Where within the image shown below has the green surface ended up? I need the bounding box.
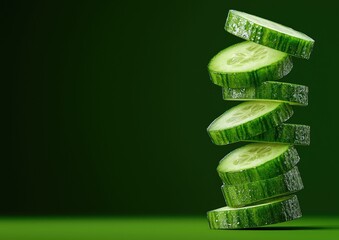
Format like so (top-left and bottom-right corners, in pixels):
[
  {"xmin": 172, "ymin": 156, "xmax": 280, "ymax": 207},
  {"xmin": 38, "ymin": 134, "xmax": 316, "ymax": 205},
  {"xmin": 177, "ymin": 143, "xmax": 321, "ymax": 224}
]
[{"xmin": 0, "ymin": 217, "xmax": 338, "ymax": 240}]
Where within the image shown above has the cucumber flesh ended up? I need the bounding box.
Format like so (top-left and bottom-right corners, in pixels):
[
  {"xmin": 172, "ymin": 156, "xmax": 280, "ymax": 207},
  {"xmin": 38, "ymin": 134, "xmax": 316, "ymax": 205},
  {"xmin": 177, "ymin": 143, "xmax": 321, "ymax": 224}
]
[
  {"xmin": 225, "ymin": 10, "xmax": 314, "ymax": 59},
  {"xmin": 207, "ymin": 101, "xmax": 293, "ymax": 145},
  {"xmin": 217, "ymin": 143, "xmax": 299, "ymax": 185},
  {"xmin": 222, "ymin": 166, "xmax": 303, "ymax": 208},
  {"xmin": 208, "ymin": 41, "xmax": 293, "ymax": 88},
  {"xmin": 246, "ymin": 124, "xmax": 310, "ymax": 146},
  {"xmin": 207, "ymin": 195, "xmax": 302, "ymax": 229},
  {"xmin": 222, "ymin": 81, "xmax": 308, "ymax": 106}
]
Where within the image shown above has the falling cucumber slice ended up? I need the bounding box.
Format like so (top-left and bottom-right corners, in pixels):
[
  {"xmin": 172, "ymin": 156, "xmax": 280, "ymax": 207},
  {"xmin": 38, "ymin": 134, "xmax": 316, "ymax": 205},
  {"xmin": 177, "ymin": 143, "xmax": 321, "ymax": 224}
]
[
  {"xmin": 246, "ymin": 123, "xmax": 310, "ymax": 146},
  {"xmin": 208, "ymin": 41, "xmax": 293, "ymax": 88},
  {"xmin": 217, "ymin": 143, "xmax": 299, "ymax": 185},
  {"xmin": 225, "ymin": 10, "xmax": 315, "ymax": 59},
  {"xmin": 207, "ymin": 101, "xmax": 293, "ymax": 145},
  {"xmin": 221, "ymin": 166, "xmax": 303, "ymax": 208},
  {"xmin": 207, "ymin": 195, "xmax": 302, "ymax": 229},
  {"xmin": 222, "ymin": 81, "xmax": 308, "ymax": 106}
]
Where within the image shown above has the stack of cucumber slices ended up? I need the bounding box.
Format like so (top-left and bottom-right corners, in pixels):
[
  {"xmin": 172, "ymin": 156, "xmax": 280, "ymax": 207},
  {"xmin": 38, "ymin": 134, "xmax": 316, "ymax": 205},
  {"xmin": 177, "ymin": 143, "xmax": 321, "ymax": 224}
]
[{"xmin": 206, "ymin": 10, "xmax": 314, "ymax": 229}]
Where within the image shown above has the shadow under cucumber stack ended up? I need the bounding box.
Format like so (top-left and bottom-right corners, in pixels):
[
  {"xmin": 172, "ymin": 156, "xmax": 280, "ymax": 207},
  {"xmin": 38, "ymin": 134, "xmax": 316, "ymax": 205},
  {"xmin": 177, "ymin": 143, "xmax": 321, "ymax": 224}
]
[{"xmin": 206, "ymin": 10, "xmax": 314, "ymax": 229}]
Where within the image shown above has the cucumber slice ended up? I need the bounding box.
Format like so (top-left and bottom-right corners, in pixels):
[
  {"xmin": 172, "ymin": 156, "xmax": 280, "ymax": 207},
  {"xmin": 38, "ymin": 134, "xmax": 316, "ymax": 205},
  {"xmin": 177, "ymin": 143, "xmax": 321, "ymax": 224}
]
[
  {"xmin": 225, "ymin": 10, "xmax": 315, "ymax": 59},
  {"xmin": 247, "ymin": 124, "xmax": 310, "ymax": 146},
  {"xmin": 208, "ymin": 41, "xmax": 292, "ymax": 88},
  {"xmin": 207, "ymin": 195, "xmax": 302, "ymax": 229},
  {"xmin": 222, "ymin": 81, "xmax": 308, "ymax": 106},
  {"xmin": 207, "ymin": 101, "xmax": 293, "ymax": 145},
  {"xmin": 222, "ymin": 166, "xmax": 303, "ymax": 208},
  {"xmin": 217, "ymin": 143, "xmax": 299, "ymax": 185}
]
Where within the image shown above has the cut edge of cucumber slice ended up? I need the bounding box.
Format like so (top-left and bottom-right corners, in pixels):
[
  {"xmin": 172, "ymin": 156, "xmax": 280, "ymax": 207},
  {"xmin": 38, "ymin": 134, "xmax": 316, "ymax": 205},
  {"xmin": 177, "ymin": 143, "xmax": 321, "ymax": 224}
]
[
  {"xmin": 214, "ymin": 194, "xmax": 293, "ymax": 211},
  {"xmin": 222, "ymin": 81, "xmax": 309, "ymax": 106},
  {"xmin": 207, "ymin": 195, "xmax": 302, "ymax": 229},
  {"xmin": 246, "ymin": 124, "xmax": 311, "ymax": 146},
  {"xmin": 225, "ymin": 10, "xmax": 315, "ymax": 59},
  {"xmin": 230, "ymin": 10, "xmax": 314, "ymax": 41},
  {"xmin": 221, "ymin": 166, "xmax": 304, "ymax": 208}
]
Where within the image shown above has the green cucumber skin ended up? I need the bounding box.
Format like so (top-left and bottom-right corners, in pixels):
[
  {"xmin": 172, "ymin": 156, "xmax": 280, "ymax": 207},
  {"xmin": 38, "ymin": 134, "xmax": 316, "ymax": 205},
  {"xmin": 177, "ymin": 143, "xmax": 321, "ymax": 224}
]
[
  {"xmin": 222, "ymin": 81, "xmax": 308, "ymax": 106},
  {"xmin": 208, "ymin": 52, "xmax": 293, "ymax": 88},
  {"xmin": 207, "ymin": 195, "xmax": 302, "ymax": 229},
  {"xmin": 222, "ymin": 167, "xmax": 303, "ymax": 208},
  {"xmin": 218, "ymin": 145, "xmax": 300, "ymax": 185},
  {"xmin": 225, "ymin": 10, "xmax": 314, "ymax": 59},
  {"xmin": 247, "ymin": 124, "xmax": 310, "ymax": 146},
  {"xmin": 207, "ymin": 103, "xmax": 293, "ymax": 145}
]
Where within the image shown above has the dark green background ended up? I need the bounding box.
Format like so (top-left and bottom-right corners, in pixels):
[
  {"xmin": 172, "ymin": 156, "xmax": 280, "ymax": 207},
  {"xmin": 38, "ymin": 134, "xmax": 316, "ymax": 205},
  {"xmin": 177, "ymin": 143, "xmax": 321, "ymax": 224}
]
[{"xmin": 2, "ymin": 0, "xmax": 338, "ymax": 215}]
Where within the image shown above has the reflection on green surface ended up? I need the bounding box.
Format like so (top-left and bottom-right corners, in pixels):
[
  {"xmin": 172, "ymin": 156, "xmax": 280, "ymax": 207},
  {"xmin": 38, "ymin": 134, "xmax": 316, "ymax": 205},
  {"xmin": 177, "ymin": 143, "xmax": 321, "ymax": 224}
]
[{"xmin": 0, "ymin": 216, "xmax": 338, "ymax": 240}]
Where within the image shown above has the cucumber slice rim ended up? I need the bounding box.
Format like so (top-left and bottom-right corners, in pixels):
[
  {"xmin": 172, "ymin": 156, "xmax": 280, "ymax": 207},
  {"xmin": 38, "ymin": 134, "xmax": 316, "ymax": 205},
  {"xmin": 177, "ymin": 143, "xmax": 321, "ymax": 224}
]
[
  {"xmin": 222, "ymin": 81, "xmax": 309, "ymax": 106},
  {"xmin": 229, "ymin": 10, "xmax": 314, "ymax": 42},
  {"xmin": 225, "ymin": 9, "xmax": 315, "ymax": 59},
  {"xmin": 207, "ymin": 194, "xmax": 302, "ymax": 229},
  {"xmin": 246, "ymin": 123, "xmax": 311, "ymax": 146},
  {"xmin": 221, "ymin": 166, "xmax": 304, "ymax": 207},
  {"xmin": 213, "ymin": 194, "xmax": 294, "ymax": 212}
]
